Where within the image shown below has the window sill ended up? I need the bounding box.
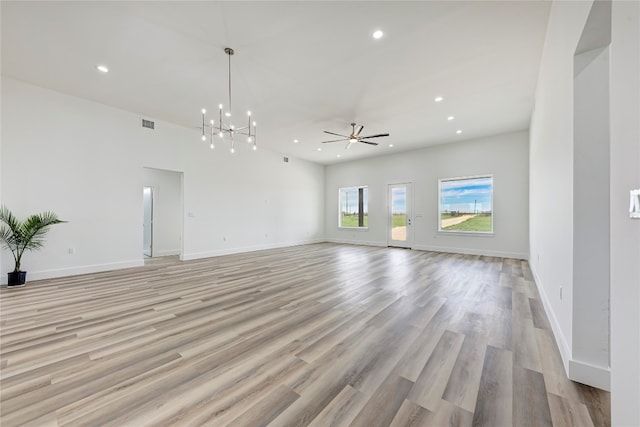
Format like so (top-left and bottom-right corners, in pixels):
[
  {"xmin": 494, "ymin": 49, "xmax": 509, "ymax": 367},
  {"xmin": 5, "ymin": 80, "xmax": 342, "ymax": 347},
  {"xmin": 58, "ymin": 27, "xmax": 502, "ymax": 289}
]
[
  {"xmin": 338, "ymin": 227, "xmax": 369, "ymax": 232},
  {"xmin": 437, "ymin": 231, "xmax": 495, "ymax": 237}
]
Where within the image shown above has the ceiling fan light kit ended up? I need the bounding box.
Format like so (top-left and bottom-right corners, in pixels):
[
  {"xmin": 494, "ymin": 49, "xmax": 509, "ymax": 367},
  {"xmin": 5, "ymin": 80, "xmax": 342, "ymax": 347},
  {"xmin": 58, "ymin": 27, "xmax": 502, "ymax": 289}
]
[
  {"xmin": 321, "ymin": 122, "xmax": 390, "ymax": 149},
  {"xmin": 200, "ymin": 47, "xmax": 257, "ymax": 153}
]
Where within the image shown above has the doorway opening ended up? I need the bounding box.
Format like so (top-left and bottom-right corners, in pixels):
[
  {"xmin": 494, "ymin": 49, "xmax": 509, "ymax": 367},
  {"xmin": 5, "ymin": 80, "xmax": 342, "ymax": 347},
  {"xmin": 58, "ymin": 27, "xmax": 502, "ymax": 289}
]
[
  {"xmin": 142, "ymin": 167, "xmax": 184, "ymax": 261},
  {"xmin": 143, "ymin": 187, "xmax": 153, "ymax": 258}
]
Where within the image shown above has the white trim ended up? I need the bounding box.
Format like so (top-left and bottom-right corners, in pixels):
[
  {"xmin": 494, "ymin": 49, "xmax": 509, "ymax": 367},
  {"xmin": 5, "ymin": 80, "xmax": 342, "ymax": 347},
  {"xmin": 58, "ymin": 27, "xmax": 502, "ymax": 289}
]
[
  {"xmin": 182, "ymin": 238, "xmax": 326, "ymax": 261},
  {"xmin": 529, "ymin": 262, "xmax": 572, "ymax": 374},
  {"xmin": 569, "ymin": 359, "xmax": 611, "ymax": 391},
  {"xmin": 142, "ymin": 185, "xmax": 155, "ymax": 258},
  {"xmin": 152, "ymin": 249, "xmax": 181, "ymax": 257},
  {"xmin": 412, "ymin": 244, "xmax": 528, "ymax": 260},
  {"xmin": 338, "ymin": 185, "xmax": 368, "ymax": 229},
  {"xmin": 1, "ymin": 260, "xmax": 145, "ymax": 284},
  {"xmin": 530, "ymin": 262, "xmax": 610, "ymax": 391},
  {"xmin": 436, "ymin": 231, "xmax": 495, "ymax": 238},
  {"xmin": 325, "ymin": 238, "xmax": 386, "ymax": 248},
  {"xmin": 438, "ymin": 174, "xmax": 494, "ymax": 233},
  {"xmin": 388, "ymin": 182, "xmax": 413, "ymax": 249}
]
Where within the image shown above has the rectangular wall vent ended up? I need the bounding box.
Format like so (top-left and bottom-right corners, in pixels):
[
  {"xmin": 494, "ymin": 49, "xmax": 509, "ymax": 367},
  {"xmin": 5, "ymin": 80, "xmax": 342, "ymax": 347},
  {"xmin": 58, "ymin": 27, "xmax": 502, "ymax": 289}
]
[
  {"xmin": 284, "ymin": 157, "xmax": 289, "ymax": 163},
  {"xmin": 142, "ymin": 119, "xmax": 155, "ymax": 129}
]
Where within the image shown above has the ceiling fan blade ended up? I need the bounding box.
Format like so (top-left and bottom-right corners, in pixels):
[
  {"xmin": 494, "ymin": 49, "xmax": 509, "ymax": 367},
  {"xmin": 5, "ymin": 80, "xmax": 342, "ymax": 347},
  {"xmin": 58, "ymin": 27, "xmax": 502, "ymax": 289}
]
[
  {"xmin": 324, "ymin": 131, "xmax": 349, "ymax": 138},
  {"xmin": 321, "ymin": 138, "xmax": 348, "ymax": 143},
  {"xmin": 354, "ymin": 125, "xmax": 364, "ymax": 136},
  {"xmin": 360, "ymin": 140, "xmax": 379, "ymax": 146},
  {"xmin": 359, "ymin": 133, "xmax": 389, "ymax": 139},
  {"xmin": 346, "ymin": 141, "xmax": 354, "ymax": 150}
]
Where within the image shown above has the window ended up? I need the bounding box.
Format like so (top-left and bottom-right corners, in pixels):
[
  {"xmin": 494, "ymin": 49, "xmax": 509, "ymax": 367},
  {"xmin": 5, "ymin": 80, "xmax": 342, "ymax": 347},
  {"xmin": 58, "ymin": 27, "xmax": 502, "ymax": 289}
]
[
  {"xmin": 339, "ymin": 186, "xmax": 368, "ymax": 228},
  {"xmin": 439, "ymin": 176, "xmax": 493, "ymax": 233}
]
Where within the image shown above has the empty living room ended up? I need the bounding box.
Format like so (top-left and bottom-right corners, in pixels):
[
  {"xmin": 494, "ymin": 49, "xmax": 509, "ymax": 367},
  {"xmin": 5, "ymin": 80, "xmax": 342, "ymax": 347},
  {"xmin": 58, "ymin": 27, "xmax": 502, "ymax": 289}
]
[{"xmin": 1, "ymin": 1, "xmax": 638, "ymax": 426}]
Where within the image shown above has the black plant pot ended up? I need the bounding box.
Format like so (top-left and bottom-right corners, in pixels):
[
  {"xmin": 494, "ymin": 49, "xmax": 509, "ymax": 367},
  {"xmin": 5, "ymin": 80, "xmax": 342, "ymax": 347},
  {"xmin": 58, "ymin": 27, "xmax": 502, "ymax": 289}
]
[{"xmin": 8, "ymin": 271, "xmax": 27, "ymax": 287}]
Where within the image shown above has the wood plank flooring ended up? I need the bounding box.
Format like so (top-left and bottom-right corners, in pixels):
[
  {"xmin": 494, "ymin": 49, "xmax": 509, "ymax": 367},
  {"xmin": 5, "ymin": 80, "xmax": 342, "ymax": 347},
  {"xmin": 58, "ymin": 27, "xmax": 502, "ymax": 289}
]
[{"xmin": 0, "ymin": 243, "xmax": 610, "ymax": 426}]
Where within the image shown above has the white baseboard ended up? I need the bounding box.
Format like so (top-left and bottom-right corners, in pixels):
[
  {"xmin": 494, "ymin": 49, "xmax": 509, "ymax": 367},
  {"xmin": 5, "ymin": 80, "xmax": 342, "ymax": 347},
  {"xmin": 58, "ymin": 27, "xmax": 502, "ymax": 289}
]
[
  {"xmin": 529, "ymin": 261, "xmax": 611, "ymax": 391},
  {"xmin": 569, "ymin": 359, "xmax": 611, "ymax": 391},
  {"xmin": 182, "ymin": 238, "xmax": 326, "ymax": 261},
  {"xmin": 529, "ymin": 262, "xmax": 572, "ymax": 374},
  {"xmin": 412, "ymin": 244, "xmax": 529, "ymax": 260},
  {"xmin": 325, "ymin": 238, "xmax": 386, "ymax": 247},
  {"xmin": 152, "ymin": 249, "xmax": 181, "ymax": 257},
  {"xmin": 1, "ymin": 260, "xmax": 145, "ymax": 284}
]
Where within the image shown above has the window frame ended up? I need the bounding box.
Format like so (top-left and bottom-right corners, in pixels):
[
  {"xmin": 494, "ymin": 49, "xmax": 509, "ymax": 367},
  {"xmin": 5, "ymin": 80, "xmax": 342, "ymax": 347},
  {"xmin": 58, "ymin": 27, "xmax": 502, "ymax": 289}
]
[
  {"xmin": 438, "ymin": 175, "xmax": 494, "ymax": 235},
  {"xmin": 338, "ymin": 185, "xmax": 369, "ymax": 230}
]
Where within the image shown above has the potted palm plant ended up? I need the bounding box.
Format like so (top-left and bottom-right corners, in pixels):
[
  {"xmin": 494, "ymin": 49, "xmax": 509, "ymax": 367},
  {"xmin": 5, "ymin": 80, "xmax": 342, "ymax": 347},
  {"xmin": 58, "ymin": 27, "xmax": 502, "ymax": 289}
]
[{"xmin": 0, "ymin": 206, "xmax": 66, "ymax": 288}]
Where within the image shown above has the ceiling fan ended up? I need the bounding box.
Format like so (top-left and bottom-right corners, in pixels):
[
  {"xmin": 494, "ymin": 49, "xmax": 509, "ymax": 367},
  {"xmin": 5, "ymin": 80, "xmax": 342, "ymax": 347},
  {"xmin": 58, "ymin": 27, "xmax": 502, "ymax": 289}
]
[{"xmin": 321, "ymin": 123, "xmax": 390, "ymax": 149}]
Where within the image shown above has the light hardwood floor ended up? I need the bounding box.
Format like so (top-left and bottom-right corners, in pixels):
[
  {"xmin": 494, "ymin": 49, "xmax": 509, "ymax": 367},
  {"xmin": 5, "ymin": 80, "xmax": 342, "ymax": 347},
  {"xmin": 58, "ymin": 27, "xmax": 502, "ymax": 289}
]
[{"xmin": 0, "ymin": 243, "xmax": 609, "ymax": 426}]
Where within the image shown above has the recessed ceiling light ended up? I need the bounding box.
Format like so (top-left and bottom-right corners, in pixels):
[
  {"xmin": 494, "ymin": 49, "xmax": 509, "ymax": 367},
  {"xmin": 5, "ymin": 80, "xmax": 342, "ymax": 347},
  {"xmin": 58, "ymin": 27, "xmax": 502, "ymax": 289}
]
[
  {"xmin": 389, "ymin": 144, "xmax": 394, "ymax": 148},
  {"xmin": 456, "ymin": 129, "xmax": 462, "ymax": 134},
  {"xmin": 293, "ymin": 139, "xmax": 299, "ymax": 143},
  {"xmin": 337, "ymin": 154, "xmax": 341, "ymax": 158},
  {"xmin": 372, "ymin": 30, "xmax": 384, "ymax": 39},
  {"xmin": 96, "ymin": 65, "xmax": 109, "ymax": 73},
  {"xmin": 448, "ymin": 116, "xmax": 455, "ymax": 121},
  {"xmin": 317, "ymin": 148, "xmax": 322, "ymax": 152},
  {"xmin": 434, "ymin": 96, "xmax": 443, "ymax": 102}
]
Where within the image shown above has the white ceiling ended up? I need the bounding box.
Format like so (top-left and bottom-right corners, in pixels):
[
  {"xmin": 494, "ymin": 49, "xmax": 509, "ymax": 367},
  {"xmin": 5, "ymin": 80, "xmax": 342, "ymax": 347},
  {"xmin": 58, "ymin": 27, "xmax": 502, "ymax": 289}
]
[{"xmin": 1, "ymin": 1, "xmax": 551, "ymax": 165}]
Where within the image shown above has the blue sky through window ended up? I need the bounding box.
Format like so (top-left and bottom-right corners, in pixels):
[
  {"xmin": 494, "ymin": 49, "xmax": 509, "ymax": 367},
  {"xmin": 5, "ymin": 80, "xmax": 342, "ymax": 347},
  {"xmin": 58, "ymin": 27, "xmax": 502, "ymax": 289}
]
[
  {"xmin": 341, "ymin": 187, "xmax": 368, "ymax": 214},
  {"xmin": 392, "ymin": 187, "xmax": 406, "ymax": 214},
  {"xmin": 440, "ymin": 177, "xmax": 492, "ymax": 213}
]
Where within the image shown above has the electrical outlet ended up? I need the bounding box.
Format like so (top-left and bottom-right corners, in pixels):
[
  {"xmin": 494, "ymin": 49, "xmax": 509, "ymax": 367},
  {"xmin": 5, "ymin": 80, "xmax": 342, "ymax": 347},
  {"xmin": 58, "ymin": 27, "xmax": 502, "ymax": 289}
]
[
  {"xmin": 68, "ymin": 247, "xmax": 75, "ymax": 255},
  {"xmin": 631, "ymin": 189, "xmax": 640, "ymax": 218}
]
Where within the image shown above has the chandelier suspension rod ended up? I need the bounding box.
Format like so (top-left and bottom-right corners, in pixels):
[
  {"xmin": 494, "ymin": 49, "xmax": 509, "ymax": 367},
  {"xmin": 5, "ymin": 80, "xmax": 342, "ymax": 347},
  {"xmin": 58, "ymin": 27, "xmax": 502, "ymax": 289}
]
[{"xmin": 225, "ymin": 47, "xmax": 234, "ymax": 115}]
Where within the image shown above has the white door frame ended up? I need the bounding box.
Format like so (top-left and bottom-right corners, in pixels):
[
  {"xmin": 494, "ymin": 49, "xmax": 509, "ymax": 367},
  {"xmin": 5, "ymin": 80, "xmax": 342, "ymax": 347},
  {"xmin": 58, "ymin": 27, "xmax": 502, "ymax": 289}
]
[
  {"xmin": 143, "ymin": 186, "xmax": 154, "ymax": 257},
  {"xmin": 388, "ymin": 182, "xmax": 413, "ymax": 248}
]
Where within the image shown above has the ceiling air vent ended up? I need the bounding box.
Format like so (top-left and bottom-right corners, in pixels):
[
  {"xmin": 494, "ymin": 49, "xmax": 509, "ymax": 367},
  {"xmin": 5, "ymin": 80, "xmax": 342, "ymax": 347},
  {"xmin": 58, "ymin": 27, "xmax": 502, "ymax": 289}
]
[{"xmin": 141, "ymin": 119, "xmax": 155, "ymax": 129}]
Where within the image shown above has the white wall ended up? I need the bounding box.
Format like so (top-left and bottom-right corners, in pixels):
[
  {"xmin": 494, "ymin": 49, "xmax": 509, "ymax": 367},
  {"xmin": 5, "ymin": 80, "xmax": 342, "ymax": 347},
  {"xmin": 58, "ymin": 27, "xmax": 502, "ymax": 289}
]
[
  {"xmin": 529, "ymin": 0, "xmax": 593, "ymax": 384},
  {"xmin": 142, "ymin": 167, "xmax": 182, "ymax": 257},
  {"xmin": 573, "ymin": 43, "xmax": 610, "ymax": 384},
  {"xmin": 531, "ymin": 1, "xmax": 640, "ymax": 417},
  {"xmin": 530, "ymin": 2, "xmax": 592, "ymax": 380},
  {"xmin": 1, "ymin": 77, "xmax": 325, "ymax": 281},
  {"xmin": 325, "ymin": 131, "xmax": 529, "ymax": 259},
  {"xmin": 609, "ymin": 1, "xmax": 640, "ymax": 425}
]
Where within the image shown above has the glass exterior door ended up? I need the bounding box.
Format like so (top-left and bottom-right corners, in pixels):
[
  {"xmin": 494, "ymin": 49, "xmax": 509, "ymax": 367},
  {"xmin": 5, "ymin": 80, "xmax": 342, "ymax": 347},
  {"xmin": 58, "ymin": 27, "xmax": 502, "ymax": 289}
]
[{"xmin": 388, "ymin": 183, "xmax": 412, "ymax": 248}]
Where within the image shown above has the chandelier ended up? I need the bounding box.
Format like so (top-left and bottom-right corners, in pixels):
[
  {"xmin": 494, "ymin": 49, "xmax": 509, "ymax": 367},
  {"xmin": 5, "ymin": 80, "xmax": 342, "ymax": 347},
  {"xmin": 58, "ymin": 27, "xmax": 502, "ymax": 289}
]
[{"xmin": 200, "ymin": 47, "xmax": 257, "ymax": 153}]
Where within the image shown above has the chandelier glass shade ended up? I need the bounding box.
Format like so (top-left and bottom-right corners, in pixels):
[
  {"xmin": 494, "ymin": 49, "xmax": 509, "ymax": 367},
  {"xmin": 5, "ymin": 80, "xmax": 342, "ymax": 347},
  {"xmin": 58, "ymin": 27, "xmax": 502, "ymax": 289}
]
[{"xmin": 200, "ymin": 47, "xmax": 257, "ymax": 153}]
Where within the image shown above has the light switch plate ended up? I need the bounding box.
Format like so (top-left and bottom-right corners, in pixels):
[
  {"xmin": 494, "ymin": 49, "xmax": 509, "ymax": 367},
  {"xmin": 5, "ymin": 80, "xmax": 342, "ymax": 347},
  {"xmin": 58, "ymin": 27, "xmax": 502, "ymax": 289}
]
[{"xmin": 630, "ymin": 189, "xmax": 640, "ymax": 219}]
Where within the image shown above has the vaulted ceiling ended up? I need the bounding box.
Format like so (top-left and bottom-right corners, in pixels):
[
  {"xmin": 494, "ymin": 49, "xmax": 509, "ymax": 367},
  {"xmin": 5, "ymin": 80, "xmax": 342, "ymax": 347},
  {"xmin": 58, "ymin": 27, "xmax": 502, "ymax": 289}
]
[{"xmin": 1, "ymin": 1, "xmax": 551, "ymax": 164}]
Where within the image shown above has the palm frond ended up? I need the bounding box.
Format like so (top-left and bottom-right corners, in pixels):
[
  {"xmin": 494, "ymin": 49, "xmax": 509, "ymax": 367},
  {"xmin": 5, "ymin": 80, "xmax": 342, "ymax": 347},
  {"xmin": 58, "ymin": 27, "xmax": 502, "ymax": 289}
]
[
  {"xmin": 0, "ymin": 206, "xmax": 21, "ymax": 234},
  {"xmin": 0, "ymin": 205, "xmax": 66, "ymax": 271},
  {"xmin": 20, "ymin": 212, "xmax": 66, "ymax": 252}
]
